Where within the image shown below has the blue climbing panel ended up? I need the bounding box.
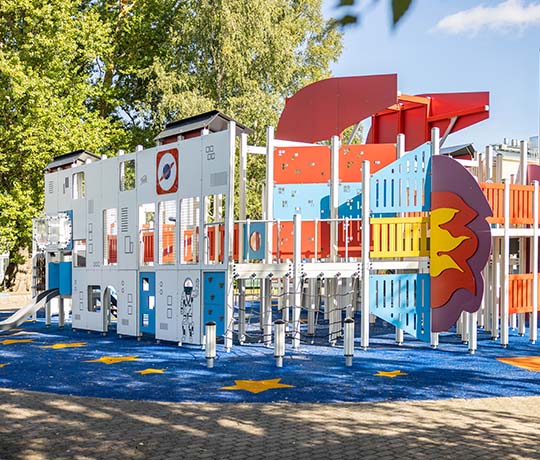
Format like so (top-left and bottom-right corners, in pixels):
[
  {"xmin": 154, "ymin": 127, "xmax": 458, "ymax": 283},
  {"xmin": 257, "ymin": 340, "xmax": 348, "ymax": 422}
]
[
  {"xmin": 59, "ymin": 261, "xmax": 72, "ymax": 295},
  {"xmin": 370, "ymin": 274, "xmax": 431, "ymax": 343},
  {"xmin": 203, "ymin": 271, "xmax": 226, "ymax": 337},
  {"xmin": 370, "ymin": 143, "xmax": 432, "ymax": 215}
]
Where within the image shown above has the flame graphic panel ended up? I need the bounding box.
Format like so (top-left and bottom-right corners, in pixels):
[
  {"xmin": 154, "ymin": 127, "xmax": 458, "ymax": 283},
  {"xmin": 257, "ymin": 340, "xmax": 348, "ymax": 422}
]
[{"xmin": 430, "ymin": 156, "xmax": 492, "ymax": 332}]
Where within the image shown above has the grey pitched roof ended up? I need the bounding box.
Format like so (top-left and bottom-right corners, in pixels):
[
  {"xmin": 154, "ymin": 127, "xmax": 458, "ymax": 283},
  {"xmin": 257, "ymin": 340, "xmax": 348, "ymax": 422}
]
[
  {"xmin": 45, "ymin": 150, "xmax": 100, "ymax": 172},
  {"xmin": 154, "ymin": 110, "xmax": 253, "ymax": 142}
]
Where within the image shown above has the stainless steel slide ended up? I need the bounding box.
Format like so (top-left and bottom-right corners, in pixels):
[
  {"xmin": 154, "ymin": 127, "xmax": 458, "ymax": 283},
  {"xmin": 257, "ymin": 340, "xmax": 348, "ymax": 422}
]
[{"xmin": 0, "ymin": 289, "xmax": 60, "ymax": 331}]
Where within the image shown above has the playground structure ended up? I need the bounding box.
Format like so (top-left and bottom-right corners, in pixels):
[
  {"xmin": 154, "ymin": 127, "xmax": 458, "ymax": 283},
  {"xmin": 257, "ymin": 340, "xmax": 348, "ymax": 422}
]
[{"xmin": 16, "ymin": 74, "xmax": 540, "ymax": 357}]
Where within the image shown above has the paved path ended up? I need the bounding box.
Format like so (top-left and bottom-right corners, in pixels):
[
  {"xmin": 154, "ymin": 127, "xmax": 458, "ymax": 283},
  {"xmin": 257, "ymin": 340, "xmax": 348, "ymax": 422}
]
[{"xmin": 1, "ymin": 389, "xmax": 539, "ymax": 460}]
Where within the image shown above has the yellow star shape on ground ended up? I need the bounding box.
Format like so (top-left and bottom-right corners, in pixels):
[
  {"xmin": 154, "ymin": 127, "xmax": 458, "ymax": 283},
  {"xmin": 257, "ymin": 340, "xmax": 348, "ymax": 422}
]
[
  {"xmin": 40, "ymin": 342, "xmax": 87, "ymax": 349},
  {"xmin": 1, "ymin": 339, "xmax": 34, "ymax": 345},
  {"xmin": 220, "ymin": 378, "xmax": 294, "ymax": 394},
  {"xmin": 85, "ymin": 356, "xmax": 139, "ymax": 364},
  {"xmin": 0, "ymin": 363, "xmax": 9, "ymax": 368},
  {"xmin": 374, "ymin": 370, "xmax": 408, "ymax": 378},
  {"xmin": 136, "ymin": 368, "xmax": 166, "ymax": 375}
]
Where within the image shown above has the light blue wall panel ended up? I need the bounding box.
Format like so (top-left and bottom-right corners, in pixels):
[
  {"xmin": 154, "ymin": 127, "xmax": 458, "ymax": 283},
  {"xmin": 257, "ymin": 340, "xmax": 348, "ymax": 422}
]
[
  {"xmin": 370, "ymin": 142, "xmax": 432, "ymax": 214},
  {"xmin": 273, "ymin": 183, "xmax": 330, "ymax": 220},
  {"xmin": 370, "ymin": 274, "xmax": 430, "ymax": 342}
]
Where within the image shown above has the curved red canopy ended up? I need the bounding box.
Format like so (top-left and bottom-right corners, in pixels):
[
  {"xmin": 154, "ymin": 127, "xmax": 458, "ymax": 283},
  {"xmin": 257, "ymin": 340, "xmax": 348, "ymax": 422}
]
[{"xmin": 276, "ymin": 75, "xmax": 397, "ymax": 143}]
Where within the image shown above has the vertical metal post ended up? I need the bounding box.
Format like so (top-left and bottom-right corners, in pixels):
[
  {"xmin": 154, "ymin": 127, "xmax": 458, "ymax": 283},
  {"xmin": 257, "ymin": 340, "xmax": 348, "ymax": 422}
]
[
  {"xmin": 361, "ymin": 160, "xmax": 370, "ymax": 350},
  {"xmin": 205, "ymin": 321, "xmax": 216, "ymax": 368},
  {"xmin": 330, "ymin": 136, "xmax": 340, "ymax": 262},
  {"xmin": 263, "ymin": 277, "xmax": 272, "ymax": 347},
  {"xmin": 238, "ymin": 132, "xmax": 248, "ymax": 267},
  {"xmin": 265, "ymin": 126, "xmax": 275, "ymax": 261},
  {"xmin": 395, "ymin": 133, "xmax": 405, "ymax": 345},
  {"xmin": 495, "ymin": 153, "xmax": 503, "ymax": 183},
  {"xmin": 518, "ymin": 237, "xmax": 526, "ymax": 336},
  {"xmin": 483, "ymin": 262, "xmax": 492, "ymax": 333},
  {"xmin": 430, "ymin": 128, "xmax": 440, "ymax": 347},
  {"xmin": 274, "ymin": 319, "xmax": 285, "ymax": 367},
  {"xmin": 344, "ymin": 317, "xmax": 354, "ymax": 367},
  {"xmin": 238, "ymin": 279, "xmax": 246, "ymax": 344},
  {"xmin": 520, "ymin": 140, "xmax": 528, "ymax": 185},
  {"xmin": 307, "ymin": 278, "xmax": 316, "ymax": 336},
  {"xmin": 468, "ymin": 311, "xmax": 478, "ymax": 354},
  {"xmin": 492, "ymin": 238, "xmax": 501, "ymax": 339},
  {"xmin": 282, "ymin": 276, "xmax": 290, "ymax": 324},
  {"xmin": 485, "ymin": 145, "xmax": 493, "ymax": 182},
  {"xmin": 501, "ymin": 180, "xmax": 510, "ymax": 347},
  {"xmin": 263, "ymin": 127, "xmax": 275, "ymax": 348},
  {"xmin": 224, "ymin": 121, "xmax": 237, "ymax": 351},
  {"xmin": 532, "ymin": 181, "xmax": 539, "ymax": 343},
  {"xmin": 292, "ymin": 214, "xmax": 302, "ymax": 350},
  {"xmin": 519, "ymin": 141, "xmax": 529, "ymax": 337}
]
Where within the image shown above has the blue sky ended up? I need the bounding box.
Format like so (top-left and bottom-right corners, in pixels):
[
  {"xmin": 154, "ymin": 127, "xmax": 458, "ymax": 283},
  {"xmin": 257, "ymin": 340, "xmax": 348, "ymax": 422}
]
[{"xmin": 323, "ymin": 0, "xmax": 540, "ymax": 150}]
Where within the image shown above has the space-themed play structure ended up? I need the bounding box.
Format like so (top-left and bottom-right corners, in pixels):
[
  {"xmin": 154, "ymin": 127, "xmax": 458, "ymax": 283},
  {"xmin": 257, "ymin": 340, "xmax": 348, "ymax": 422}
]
[{"xmin": 4, "ymin": 74, "xmax": 539, "ymax": 356}]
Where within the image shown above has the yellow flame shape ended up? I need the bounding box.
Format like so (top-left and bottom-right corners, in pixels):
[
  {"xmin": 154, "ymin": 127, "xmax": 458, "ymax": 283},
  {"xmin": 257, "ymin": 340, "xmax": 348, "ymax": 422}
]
[{"xmin": 430, "ymin": 208, "xmax": 470, "ymax": 277}]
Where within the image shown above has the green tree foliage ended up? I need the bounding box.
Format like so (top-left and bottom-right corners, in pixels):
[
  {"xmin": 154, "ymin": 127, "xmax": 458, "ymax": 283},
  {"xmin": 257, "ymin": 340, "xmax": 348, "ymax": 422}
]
[
  {"xmin": 0, "ymin": 0, "xmax": 128, "ymax": 271},
  {"xmin": 92, "ymin": 0, "xmax": 342, "ymax": 218},
  {"xmin": 0, "ymin": 0, "xmax": 342, "ymax": 285}
]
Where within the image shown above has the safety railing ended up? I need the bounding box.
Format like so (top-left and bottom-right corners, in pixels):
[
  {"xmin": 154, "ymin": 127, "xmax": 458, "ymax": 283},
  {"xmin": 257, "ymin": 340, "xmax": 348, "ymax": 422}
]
[
  {"xmin": 480, "ymin": 182, "xmax": 535, "ymax": 225},
  {"xmin": 370, "ymin": 217, "xmax": 429, "ymax": 258},
  {"xmin": 508, "ymin": 273, "xmax": 538, "ymax": 315}
]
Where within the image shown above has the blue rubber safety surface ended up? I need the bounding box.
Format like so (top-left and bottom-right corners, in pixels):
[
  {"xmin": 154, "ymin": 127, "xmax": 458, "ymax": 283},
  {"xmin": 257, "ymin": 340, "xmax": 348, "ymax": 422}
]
[{"xmin": 1, "ymin": 313, "xmax": 540, "ymax": 403}]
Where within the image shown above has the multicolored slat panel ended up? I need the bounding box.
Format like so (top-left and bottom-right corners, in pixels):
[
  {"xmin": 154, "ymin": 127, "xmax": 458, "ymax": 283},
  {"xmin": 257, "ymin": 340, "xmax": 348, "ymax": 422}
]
[
  {"xmin": 370, "ymin": 142, "xmax": 432, "ymax": 214},
  {"xmin": 370, "ymin": 274, "xmax": 431, "ymax": 342}
]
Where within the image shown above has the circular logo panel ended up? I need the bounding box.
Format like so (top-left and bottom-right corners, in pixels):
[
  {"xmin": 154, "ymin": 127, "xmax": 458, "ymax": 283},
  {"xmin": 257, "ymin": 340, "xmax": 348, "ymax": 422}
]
[{"xmin": 156, "ymin": 148, "xmax": 179, "ymax": 194}]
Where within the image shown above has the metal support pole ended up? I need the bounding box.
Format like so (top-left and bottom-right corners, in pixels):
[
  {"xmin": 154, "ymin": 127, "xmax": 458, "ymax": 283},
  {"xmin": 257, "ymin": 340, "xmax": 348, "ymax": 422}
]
[
  {"xmin": 492, "ymin": 238, "xmax": 501, "ymax": 339},
  {"xmin": 205, "ymin": 321, "xmax": 216, "ymax": 368},
  {"xmin": 224, "ymin": 121, "xmax": 236, "ymax": 351},
  {"xmin": 282, "ymin": 276, "xmax": 290, "ymax": 325},
  {"xmin": 344, "ymin": 317, "xmax": 354, "ymax": 367},
  {"xmin": 292, "ymin": 214, "xmax": 302, "ymax": 350},
  {"xmin": 361, "ymin": 160, "xmax": 371, "ymax": 350},
  {"xmin": 238, "ymin": 279, "xmax": 246, "ymax": 344},
  {"xmin": 501, "ymin": 180, "xmax": 510, "ymax": 347},
  {"xmin": 532, "ymin": 181, "xmax": 539, "ymax": 344},
  {"xmin": 518, "ymin": 237, "xmax": 526, "ymax": 336},
  {"xmin": 485, "ymin": 145, "xmax": 493, "ymax": 182},
  {"xmin": 263, "ymin": 277, "xmax": 272, "ymax": 347},
  {"xmin": 307, "ymin": 278, "xmax": 316, "ymax": 336},
  {"xmin": 274, "ymin": 319, "xmax": 285, "ymax": 367},
  {"xmin": 430, "ymin": 128, "xmax": 440, "ymax": 348},
  {"xmin": 468, "ymin": 311, "xmax": 477, "ymax": 354}
]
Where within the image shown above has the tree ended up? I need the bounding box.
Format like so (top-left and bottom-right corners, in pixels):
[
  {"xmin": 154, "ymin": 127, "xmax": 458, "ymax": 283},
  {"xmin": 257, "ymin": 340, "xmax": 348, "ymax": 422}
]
[
  {"xmin": 0, "ymin": 0, "xmax": 127, "ymax": 286},
  {"xmin": 93, "ymin": 0, "xmax": 343, "ymax": 218},
  {"xmin": 0, "ymin": 0, "xmax": 343, "ymax": 286}
]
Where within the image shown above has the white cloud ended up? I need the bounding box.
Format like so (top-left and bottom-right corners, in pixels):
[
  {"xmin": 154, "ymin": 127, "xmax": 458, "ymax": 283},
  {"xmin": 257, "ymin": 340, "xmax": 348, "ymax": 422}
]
[{"xmin": 435, "ymin": 0, "xmax": 540, "ymax": 35}]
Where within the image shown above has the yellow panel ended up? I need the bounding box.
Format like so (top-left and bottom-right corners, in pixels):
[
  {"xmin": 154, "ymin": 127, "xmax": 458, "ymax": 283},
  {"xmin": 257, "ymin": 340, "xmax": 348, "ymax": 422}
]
[{"xmin": 370, "ymin": 217, "xmax": 429, "ymax": 258}]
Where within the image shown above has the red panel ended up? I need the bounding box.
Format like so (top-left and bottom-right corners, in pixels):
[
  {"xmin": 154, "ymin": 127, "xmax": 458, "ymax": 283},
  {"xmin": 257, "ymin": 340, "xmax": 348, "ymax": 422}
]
[
  {"xmin": 274, "ymin": 146, "xmax": 331, "ymax": 184},
  {"xmin": 368, "ymin": 91, "xmax": 489, "ymax": 151},
  {"xmin": 274, "ymin": 221, "xmax": 330, "ymax": 260},
  {"xmin": 276, "ymin": 75, "xmax": 397, "ymax": 143},
  {"xmin": 403, "ymin": 106, "xmax": 428, "ymax": 151},
  {"xmin": 339, "ymin": 144, "xmax": 396, "ymax": 182},
  {"xmin": 108, "ymin": 236, "xmax": 117, "ymax": 264},
  {"xmin": 366, "ymin": 112, "xmax": 400, "ymax": 145}
]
